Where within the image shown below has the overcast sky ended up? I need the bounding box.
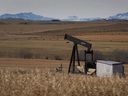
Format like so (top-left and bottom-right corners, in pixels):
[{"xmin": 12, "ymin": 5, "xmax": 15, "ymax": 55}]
[{"xmin": 0, "ymin": 0, "xmax": 128, "ymax": 19}]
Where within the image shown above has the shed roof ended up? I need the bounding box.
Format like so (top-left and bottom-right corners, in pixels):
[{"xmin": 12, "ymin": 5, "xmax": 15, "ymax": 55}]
[{"xmin": 97, "ymin": 60, "xmax": 123, "ymax": 65}]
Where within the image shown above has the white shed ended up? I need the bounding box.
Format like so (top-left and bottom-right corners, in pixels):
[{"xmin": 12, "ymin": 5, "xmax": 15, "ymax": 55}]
[{"xmin": 96, "ymin": 60, "xmax": 124, "ymax": 77}]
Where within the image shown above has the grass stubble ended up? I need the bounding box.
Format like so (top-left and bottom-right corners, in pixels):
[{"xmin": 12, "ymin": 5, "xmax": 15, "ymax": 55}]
[{"xmin": 0, "ymin": 68, "xmax": 128, "ymax": 96}]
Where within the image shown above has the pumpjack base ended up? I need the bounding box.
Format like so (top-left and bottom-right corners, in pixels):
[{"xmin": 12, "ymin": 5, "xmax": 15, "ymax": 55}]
[{"xmin": 68, "ymin": 44, "xmax": 95, "ymax": 75}]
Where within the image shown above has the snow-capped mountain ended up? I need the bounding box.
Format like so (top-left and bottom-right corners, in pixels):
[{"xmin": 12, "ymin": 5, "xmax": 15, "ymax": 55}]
[
  {"xmin": 0, "ymin": 12, "xmax": 53, "ymax": 21},
  {"xmin": 79, "ymin": 17, "xmax": 102, "ymax": 21},
  {"xmin": 109, "ymin": 12, "xmax": 128, "ymax": 20},
  {"xmin": 0, "ymin": 12, "xmax": 128, "ymax": 21},
  {"xmin": 66, "ymin": 16, "xmax": 79, "ymax": 21},
  {"xmin": 63, "ymin": 16, "xmax": 102, "ymax": 21},
  {"xmin": 65, "ymin": 12, "xmax": 128, "ymax": 21}
]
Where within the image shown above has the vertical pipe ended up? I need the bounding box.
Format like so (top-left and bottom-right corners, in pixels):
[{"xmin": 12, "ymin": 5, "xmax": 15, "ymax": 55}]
[
  {"xmin": 92, "ymin": 50, "xmax": 94, "ymax": 62},
  {"xmin": 84, "ymin": 50, "xmax": 88, "ymax": 74},
  {"xmin": 76, "ymin": 45, "xmax": 80, "ymax": 66},
  {"xmin": 72, "ymin": 44, "xmax": 76, "ymax": 73}
]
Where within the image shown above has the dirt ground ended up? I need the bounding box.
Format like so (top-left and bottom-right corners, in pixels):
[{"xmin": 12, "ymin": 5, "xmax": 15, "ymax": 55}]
[
  {"xmin": 77, "ymin": 35, "xmax": 128, "ymax": 42},
  {"xmin": 0, "ymin": 58, "xmax": 127, "ymax": 76},
  {"xmin": 0, "ymin": 58, "xmax": 69, "ymax": 72}
]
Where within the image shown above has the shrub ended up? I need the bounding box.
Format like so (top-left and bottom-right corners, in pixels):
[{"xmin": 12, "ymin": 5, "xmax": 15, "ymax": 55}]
[
  {"xmin": 111, "ymin": 49, "xmax": 128, "ymax": 63},
  {"xmin": 19, "ymin": 49, "xmax": 33, "ymax": 59},
  {"xmin": 54, "ymin": 55, "xmax": 63, "ymax": 60}
]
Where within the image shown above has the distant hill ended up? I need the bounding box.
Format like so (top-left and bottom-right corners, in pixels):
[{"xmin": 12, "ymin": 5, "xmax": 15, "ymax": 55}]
[
  {"xmin": 64, "ymin": 16, "xmax": 79, "ymax": 21},
  {"xmin": 109, "ymin": 12, "xmax": 128, "ymax": 20},
  {"xmin": 0, "ymin": 12, "xmax": 128, "ymax": 21},
  {"xmin": 63, "ymin": 16, "xmax": 102, "ymax": 21},
  {"xmin": 65, "ymin": 12, "xmax": 128, "ymax": 21},
  {"xmin": 0, "ymin": 12, "xmax": 54, "ymax": 21}
]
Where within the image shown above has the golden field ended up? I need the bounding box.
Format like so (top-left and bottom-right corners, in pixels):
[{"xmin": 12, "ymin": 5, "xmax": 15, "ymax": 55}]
[{"xmin": 0, "ymin": 68, "xmax": 128, "ymax": 96}]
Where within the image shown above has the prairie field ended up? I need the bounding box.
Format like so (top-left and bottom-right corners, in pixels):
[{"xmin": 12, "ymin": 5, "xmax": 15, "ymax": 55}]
[
  {"xmin": 0, "ymin": 20, "xmax": 128, "ymax": 96},
  {"xmin": 0, "ymin": 68, "xmax": 128, "ymax": 96},
  {"xmin": 0, "ymin": 20, "xmax": 127, "ymax": 71},
  {"xmin": 0, "ymin": 20, "xmax": 128, "ymax": 60}
]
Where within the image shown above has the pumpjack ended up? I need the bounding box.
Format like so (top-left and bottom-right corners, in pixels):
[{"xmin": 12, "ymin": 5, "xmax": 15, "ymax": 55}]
[{"xmin": 64, "ymin": 34, "xmax": 96, "ymax": 74}]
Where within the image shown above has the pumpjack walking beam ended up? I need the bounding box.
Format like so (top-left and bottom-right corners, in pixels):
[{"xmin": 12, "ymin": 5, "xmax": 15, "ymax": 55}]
[{"xmin": 64, "ymin": 34, "xmax": 92, "ymax": 51}]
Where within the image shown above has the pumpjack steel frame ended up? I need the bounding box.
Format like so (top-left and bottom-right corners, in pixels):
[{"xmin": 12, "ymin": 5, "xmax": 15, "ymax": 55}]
[{"xmin": 64, "ymin": 34, "xmax": 95, "ymax": 74}]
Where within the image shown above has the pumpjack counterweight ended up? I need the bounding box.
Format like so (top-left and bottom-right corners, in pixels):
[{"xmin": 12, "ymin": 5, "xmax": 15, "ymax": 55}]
[{"xmin": 64, "ymin": 34, "xmax": 95, "ymax": 74}]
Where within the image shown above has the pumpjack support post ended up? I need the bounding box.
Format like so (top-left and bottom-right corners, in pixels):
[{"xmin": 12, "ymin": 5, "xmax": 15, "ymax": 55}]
[{"xmin": 68, "ymin": 44, "xmax": 80, "ymax": 73}]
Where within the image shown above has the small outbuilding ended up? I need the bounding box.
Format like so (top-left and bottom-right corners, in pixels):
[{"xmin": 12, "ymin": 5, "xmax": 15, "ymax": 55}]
[{"xmin": 96, "ymin": 60, "xmax": 124, "ymax": 77}]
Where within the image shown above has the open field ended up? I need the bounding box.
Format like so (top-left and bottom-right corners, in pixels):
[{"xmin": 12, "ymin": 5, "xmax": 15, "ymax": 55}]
[
  {"xmin": 0, "ymin": 20, "xmax": 128, "ymax": 61},
  {"xmin": 0, "ymin": 68, "xmax": 128, "ymax": 96},
  {"xmin": 0, "ymin": 20, "xmax": 127, "ymax": 71},
  {"xmin": 0, "ymin": 20, "xmax": 127, "ymax": 66},
  {"xmin": 0, "ymin": 20, "xmax": 128, "ymax": 40},
  {"xmin": 0, "ymin": 58, "xmax": 128, "ymax": 75},
  {"xmin": 0, "ymin": 20, "xmax": 128, "ymax": 95},
  {"xmin": 0, "ymin": 58, "xmax": 68, "ymax": 72}
]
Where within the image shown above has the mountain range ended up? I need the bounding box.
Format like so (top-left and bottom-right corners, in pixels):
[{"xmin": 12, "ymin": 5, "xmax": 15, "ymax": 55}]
[
  {"xmin": 0, "ymin": 12, "xmax": 53, "ymax": 21},
  {"xmin": 109, "ymin": 12, "xmax": 128, "ymax": 20},
  {"xmin": 0, "ymin": 12, "xmax": 128, "ymax": 21}
]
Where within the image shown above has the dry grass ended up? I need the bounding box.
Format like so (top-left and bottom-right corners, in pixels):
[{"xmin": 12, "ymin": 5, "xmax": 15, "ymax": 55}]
[
  {"xmin": 0, "ymin": 40, "xmax": 127, "ymax": 60},
  {"xmin": 0, "ymin": 21, "xmax": 127, "ymax": 60},
  {"xmin": 77, "ymin": 35, "xmax": 128, "ymax": 42},
  {"xmin": 0, "ymin": 21, "xmax": 113, "ymax": 36},
  {"xmin": 0, "ymin": 58, "xmax": 69, "ymax": 72},
  {"xmin": 0, "ymin": 68, "xmax": 128, "ymax": 96},
  {"xmin": 0, "ymin": 20, "xmax": 128, "ymax": 40}
]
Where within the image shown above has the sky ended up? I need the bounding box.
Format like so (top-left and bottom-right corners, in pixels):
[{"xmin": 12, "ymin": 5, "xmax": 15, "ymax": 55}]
[{"xmin": 0, "ymin": 0, "xmax": 128, "ymax": 19}]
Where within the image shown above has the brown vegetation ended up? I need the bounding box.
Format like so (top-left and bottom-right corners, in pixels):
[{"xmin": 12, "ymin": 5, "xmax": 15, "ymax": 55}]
[
  {"xmin": 0, "ymin": 68, "xmax": 128, "ymax": 96},
  {"xmin": 0, "ymin": 20, "xmax": 127, "ymax": 62},
  {"xmin": 77, "ymin": 35, "xmax": 128, "ymax": 42}
]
